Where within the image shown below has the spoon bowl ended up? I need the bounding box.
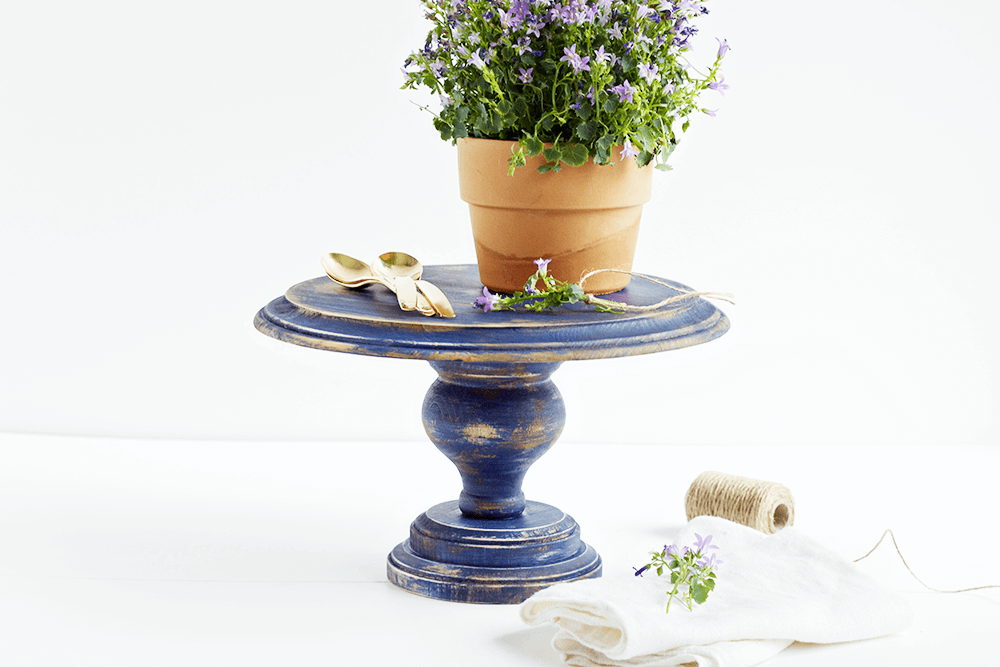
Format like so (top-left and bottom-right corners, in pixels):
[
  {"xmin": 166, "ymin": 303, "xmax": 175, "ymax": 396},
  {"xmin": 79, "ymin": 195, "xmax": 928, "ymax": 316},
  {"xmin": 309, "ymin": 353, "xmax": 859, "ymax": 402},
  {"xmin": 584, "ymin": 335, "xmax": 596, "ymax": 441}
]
[
  {"xmin": 373, "ymin": 252, "xmax": 423, "ymax": 282},
  {"xmin": 321, "ymin": 253, "xmax": 380, "ymax": 289}
]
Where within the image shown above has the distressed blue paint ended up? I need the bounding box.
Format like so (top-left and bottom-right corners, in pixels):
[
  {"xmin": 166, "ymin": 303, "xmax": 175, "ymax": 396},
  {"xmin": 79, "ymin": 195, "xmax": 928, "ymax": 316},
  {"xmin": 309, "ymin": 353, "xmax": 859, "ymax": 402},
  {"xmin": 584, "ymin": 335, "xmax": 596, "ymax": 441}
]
[
  {"xmin": 387, "ymin": 501, "xmax": 602, "ymax": 605},
  {"xmin": 423, "ymin": 361, "xmax": 564, "ymax": 519},
  {"xmin": 254, "ymin": 264, "xmax": 730, "ymax": 604}
]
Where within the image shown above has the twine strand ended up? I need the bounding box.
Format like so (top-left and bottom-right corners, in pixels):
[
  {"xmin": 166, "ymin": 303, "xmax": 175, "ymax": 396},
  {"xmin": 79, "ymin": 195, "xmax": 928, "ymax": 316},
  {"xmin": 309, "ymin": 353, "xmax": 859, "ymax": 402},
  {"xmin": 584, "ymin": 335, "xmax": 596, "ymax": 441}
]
[
  {"xmin": 578, "ymin": 268, "xmax": 735, "ymax": 311},
  {"xmin": 854, "ymin": 529, "xmax": 1000, "ymax": 594}
]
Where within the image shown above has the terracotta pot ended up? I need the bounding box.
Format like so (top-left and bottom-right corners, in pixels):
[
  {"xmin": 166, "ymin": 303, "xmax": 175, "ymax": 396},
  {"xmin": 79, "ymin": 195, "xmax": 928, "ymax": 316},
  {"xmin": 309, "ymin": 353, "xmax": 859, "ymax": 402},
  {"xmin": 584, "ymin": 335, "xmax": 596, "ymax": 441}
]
[{"xmin": 457, "ymin": 137, "xmax": 654, "ymax": 295}]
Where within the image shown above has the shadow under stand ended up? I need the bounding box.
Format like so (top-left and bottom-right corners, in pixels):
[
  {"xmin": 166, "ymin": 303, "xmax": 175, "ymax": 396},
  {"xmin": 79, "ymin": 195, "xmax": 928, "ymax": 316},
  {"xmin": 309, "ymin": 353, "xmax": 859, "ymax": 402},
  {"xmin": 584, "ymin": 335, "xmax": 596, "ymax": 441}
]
[{"xmin": 254, "ymin": 264, "xmax": 729, "ymax": 604}]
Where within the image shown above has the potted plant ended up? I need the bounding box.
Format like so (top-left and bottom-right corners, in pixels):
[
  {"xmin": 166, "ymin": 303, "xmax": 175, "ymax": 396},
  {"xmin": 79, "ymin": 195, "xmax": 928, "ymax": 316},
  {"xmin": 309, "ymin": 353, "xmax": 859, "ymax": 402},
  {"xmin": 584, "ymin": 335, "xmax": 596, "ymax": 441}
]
[{"xmin": 402, "ymin": 0, "xmax": 728, "ymax": 294}]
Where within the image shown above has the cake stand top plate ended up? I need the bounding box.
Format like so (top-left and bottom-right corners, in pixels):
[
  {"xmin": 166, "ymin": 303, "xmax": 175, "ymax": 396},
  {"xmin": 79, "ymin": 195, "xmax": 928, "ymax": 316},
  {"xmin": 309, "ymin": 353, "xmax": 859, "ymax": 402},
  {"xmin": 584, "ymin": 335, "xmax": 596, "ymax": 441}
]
[{"xmin": 253, "ymin": 264, "xmax": 729, "ymax": 363}]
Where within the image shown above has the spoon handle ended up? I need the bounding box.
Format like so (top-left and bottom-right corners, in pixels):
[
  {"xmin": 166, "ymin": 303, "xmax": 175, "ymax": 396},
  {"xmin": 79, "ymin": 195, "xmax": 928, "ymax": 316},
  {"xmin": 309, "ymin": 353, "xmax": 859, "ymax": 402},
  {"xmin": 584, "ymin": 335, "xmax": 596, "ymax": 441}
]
[
  {"xmin": 415, "ymin": 279, "xmax": 456, "ymax": 318},
  {"xmin": 393, "ymin": 276, "xmax": 420, "ymax": 312}
]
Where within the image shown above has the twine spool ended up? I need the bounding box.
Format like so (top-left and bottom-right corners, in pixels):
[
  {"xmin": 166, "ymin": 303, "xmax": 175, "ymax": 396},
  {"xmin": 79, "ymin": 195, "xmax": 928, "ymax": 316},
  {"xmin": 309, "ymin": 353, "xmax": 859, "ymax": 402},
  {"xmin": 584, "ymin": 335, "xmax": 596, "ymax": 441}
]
[{"xmin": 685, "ymin": 471, "xmax": 795, "ymax": 534}]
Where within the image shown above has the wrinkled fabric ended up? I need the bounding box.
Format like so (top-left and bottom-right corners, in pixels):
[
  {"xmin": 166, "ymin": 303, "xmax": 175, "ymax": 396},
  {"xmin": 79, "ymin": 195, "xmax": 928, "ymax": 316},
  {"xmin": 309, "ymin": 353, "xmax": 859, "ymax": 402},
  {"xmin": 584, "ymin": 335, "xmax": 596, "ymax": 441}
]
[{"xmin": 521, "ymin": 517, "xmax": 912, "ymax": 667}]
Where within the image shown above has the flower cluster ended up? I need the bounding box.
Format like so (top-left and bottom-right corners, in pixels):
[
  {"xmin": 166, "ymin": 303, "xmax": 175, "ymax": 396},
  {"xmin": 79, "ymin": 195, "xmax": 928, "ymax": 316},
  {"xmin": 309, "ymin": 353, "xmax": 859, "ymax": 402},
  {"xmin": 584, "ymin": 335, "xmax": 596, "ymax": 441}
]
[
  {"xmin": 634, "ymin": 532, "xmax": 721, "ymax": 612},
  {"xmin": 474, "ymin": 258, "xmax": 625, "ymax": 313},
  {"xmin": 402, "ymin": 0, "xmax": 728, "ymax": 173}
]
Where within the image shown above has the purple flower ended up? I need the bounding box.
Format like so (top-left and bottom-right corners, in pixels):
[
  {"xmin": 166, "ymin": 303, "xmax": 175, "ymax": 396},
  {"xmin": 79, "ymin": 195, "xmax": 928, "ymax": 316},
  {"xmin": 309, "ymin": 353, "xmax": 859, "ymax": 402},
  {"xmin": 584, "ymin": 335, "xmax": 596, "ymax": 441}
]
[
  {"xmin": 664, "ymin": 544, "xmax": 679, "ymax": 557},
  {"xmin": 704, "ymin": 108, "xmax": 718, "ymax": 118},
  {"xmin": 440, "ymin": 94, "xmax": 453, "ymax": 106},
  {"xmin": 534, "ymin": 258, "xmax": 552, "ymax": 275},
  {"xmin": 469, "ymin": 50, "xmax": 487, "ymax": 69},
  {"xmin": 560, "ymin": 44, "xmax": 591, "ymax": 73},
  {"xmin": 694, "ymin": 533, "xmax": 719, "ymax": 553},
  {"xmin": 716, "ymin": 37, "xmax": 730, "ymax": 58},
  {"xmin": 474, "ymin": 286, "xmax": 501, "ymax": 312},
  {"xmin": 638, "ymin": 62, "xmax": 659, "ymax": 84},
  {"xmin": 620, "ymin": 138, "xmax": 640, "ymax": 161},
  {"xmin": 610, "ymin": 79, "xmax": 636, "ymax": 103},
  {"xmin": 518, "ymin": 67, "xmax": 534, "ymax": 84},
  {"xmin": 633, "ymin": 565, "xmax": 650, "ymax": 577},
  {"xmin": 697, "ymin": 552, "xmax": 722, "ymax": 569},
  {"xmin": 636, "ymin": 4, "xmax": 656, "ymax": 19},
  {"xmin": 609, "ymin": 22, "xmax": 624, "ymax": 40},
  {"xmin": 708, "ymin": 74, "xmax": 729, "ymax": 96},
  {"xmin": 594, "ymin": 44, "xmax": 611, "ymax": 64}
]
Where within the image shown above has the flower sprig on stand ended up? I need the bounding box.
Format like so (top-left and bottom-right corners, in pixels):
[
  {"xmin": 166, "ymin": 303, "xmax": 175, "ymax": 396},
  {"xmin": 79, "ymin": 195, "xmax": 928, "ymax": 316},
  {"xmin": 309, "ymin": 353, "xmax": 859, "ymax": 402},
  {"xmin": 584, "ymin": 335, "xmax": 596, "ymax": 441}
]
[
  {"xmin": 474, "ymin": 258, "xmax": 627, "ymax": 313},
  {"xmin": 634, "ymin": 532, "xmax": 721, "ymax": 613}
]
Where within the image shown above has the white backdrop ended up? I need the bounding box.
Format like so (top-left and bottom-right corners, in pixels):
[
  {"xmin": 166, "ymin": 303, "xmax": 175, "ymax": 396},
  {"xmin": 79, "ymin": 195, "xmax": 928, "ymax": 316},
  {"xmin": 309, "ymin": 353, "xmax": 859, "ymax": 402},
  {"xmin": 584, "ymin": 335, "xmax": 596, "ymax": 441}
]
[{"xmin": 2, "ymin": 0, "xmax": 998, "ymax": 447}]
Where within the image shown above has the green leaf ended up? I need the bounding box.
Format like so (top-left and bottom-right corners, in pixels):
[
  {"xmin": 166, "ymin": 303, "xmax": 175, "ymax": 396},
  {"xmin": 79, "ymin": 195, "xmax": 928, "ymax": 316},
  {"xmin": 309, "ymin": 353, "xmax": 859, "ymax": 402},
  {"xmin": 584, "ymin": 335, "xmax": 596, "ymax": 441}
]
[
  {"xmin": 602, "ymin": 97, "xmax": 619, "ymax": 114},
  {"xmin": 595, "ymin": 134, "xmax": 615, "ymax": 164},
  {"xmin": 691, "ymin": 583, "xmax": 710, "ymax": 605},
  {"xmin": 497, "ymin": 99, "xmax": 512, "ymax": 114},
  {"xmin": 513, "ymin": 97, "xmax": 529, "ymax": 119},
  {"xmin": 575, "ymin": 120, "xmax": 597, "ymax": 142},
  {"xmin": 656, "ymin": 565, "xmax": 664, "ymax": 577},
  {"xmin": 561, "ymin": 142, "xmax": 589, "ymax": 167},
  {"xmin": 682, "ymin": 120, "xmax": 691, "ymax": 133},
  {"xmin": 542, "ymin": 146, "xmax": 562, "ymax": 163},
  {"xmin": 670, "ymin": 571, "xmax": 682, "ymax": 584},
  {"xmin": 453, "ymin": 120, "xmax": 468, "ymax": 139},
  {"xmin": 434, "ymin": 118, "xmax": 452, "ymax": 141},
  {"xmin": 655, "ymin": 163, "xmax": 673, "ymax": 172},
  {"xmin": 524, "ymin": 135, "xmax": 544, "ymax": 156},
  {"xmin": 637, "ymin": 125, "xmax": 656, "ymax": 152},
  {"xmin": 574, "ymin": 101, "xmax": 593, "ymax": 120},
  {"xmin": 536, "ymin": 163, "xmax": 561, "ymax": 174}
]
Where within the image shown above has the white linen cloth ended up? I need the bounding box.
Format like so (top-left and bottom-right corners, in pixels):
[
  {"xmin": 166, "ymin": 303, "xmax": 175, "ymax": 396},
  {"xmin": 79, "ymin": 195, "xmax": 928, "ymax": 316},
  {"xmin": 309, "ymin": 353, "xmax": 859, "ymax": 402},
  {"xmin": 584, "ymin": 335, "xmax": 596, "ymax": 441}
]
[{"xmin": 520, "ymin": 516, "xmax": 912, "ymax": 667}]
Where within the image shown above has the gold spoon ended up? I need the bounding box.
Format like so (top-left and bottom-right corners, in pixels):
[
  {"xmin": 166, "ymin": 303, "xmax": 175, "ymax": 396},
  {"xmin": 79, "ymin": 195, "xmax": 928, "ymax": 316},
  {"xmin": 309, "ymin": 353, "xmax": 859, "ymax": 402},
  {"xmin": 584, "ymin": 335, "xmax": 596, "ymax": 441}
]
[
  {"xmin": 321, "ymin": 252, "xmax": 435, "ymax": 315},
  {"xmin": 371, "ymin": 252, "xmax": 433, "ymax": 314},
  {"xmin": 320, "ymin": 253, "xmax": 382, "ymax": 289},
  {"xmin": 373, "ymin": 253, "xmax": 455, "ymax": 317}
]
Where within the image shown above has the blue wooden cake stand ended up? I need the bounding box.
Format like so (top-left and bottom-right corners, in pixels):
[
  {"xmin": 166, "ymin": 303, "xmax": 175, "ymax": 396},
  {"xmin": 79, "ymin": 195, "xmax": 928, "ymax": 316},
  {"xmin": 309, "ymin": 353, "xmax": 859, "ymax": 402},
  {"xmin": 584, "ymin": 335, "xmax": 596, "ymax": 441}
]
[{"xmin": 254, "ymin": 264, "xmax": 729, "ymax": 604}]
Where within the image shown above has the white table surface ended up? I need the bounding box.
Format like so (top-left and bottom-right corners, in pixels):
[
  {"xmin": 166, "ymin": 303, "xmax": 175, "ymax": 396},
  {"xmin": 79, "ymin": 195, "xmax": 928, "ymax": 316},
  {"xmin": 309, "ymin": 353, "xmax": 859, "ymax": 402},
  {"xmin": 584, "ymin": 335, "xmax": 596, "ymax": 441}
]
[{"xmin": 1, "ymin": 432, "xmax": 997, "ymax": 666}]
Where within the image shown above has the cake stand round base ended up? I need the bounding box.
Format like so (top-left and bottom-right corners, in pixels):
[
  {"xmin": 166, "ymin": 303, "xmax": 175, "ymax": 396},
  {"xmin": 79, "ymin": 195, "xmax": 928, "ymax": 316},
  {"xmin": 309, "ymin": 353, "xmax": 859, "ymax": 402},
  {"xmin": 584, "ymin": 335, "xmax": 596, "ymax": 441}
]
[{"xmin": 386, "ymin": 500, "xmax": 602, "ymax": 604}]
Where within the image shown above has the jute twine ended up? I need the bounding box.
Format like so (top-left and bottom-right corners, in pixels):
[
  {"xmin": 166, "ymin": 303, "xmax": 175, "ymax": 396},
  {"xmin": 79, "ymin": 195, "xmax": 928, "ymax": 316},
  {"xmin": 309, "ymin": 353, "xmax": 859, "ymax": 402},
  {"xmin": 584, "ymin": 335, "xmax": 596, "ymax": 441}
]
[
  {"xmin": 683, "ymin": 470, "xmax": 1000, "ymax": 594},
  {"xmin": 578, "ymin": 269, "xmax": 735, "ymax": 311},
  {"xmin": 684, "ymin": 471, "xmax": 794, "ymax": 534}
]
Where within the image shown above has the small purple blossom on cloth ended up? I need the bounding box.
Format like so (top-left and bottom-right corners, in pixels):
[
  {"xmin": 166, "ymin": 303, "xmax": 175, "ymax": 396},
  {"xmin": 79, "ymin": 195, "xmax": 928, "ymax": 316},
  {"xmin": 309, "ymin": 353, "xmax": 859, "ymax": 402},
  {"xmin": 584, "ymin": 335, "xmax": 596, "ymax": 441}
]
[
  {"xmin": 697, "ymin": 552, "xmax": 722, "ymax": 569},
  {"xmin": 694, "ymin": 533, "xmax": 719, "ymax": 552},
  {"xmin": 620, "ymin": 137, "xmax": 640, "ymax": 160},
  {"xmin": 633, "ymin": 565, "xmax": 650, "ymax": 577},
  {"xmin": 534, "ymin": 258, "xmax": 552, "ymax": 275},
  {"xmin": 474, "ymin": 286, "xmax": 501, "ymax": 312},
  {"xmin": 716, "ymin": 37, "xmax": 730, "ymax": 58},
  {"xmin": 704, "ymin": 108, "xmax": 718, "ymax": 118}
]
